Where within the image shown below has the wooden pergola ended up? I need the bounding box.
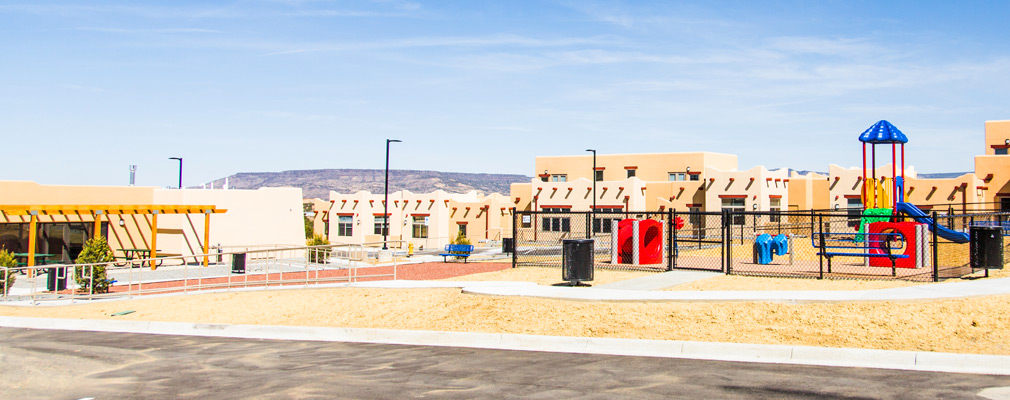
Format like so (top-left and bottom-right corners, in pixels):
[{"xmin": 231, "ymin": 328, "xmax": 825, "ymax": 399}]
[{"xmin": 0, "ymin": 205, "xmax": 227, "ymax": 269}]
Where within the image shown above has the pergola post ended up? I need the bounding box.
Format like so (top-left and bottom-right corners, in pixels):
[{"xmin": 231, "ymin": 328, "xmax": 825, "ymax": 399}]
[
  {"xmin": 93, "ymin": 210, "xmax": 104, "ymax": 240},
  {"xmin": 28, "ymin": 211, "xmax": 38, "ymax": 273},
  {"xmin": 150, "ymin": 210, "xmax": 159, "ymax": 270},
  {"xmin": 203, "ymin": 210, "xmax": 211, "ymax": 267}
]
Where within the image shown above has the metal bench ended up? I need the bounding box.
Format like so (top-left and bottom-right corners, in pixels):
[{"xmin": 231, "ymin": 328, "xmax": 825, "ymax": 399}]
[{"xmin": 439, "ymin": 244, "xmax": 474, "ymax": 263}]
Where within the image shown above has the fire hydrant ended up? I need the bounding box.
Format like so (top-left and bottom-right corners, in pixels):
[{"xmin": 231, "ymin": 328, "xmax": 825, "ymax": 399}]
[{"xmin": 408, "ymin": 243, "xmax": 414, "ymax": 258}]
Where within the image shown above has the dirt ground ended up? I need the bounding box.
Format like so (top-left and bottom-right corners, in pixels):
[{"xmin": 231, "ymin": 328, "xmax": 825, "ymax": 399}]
[{"xmin": 3, "ymin": 265, "xmax": 1010, "ymax": 356}]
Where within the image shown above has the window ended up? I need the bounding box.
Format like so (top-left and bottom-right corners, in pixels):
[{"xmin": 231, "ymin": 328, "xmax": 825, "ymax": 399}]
[
  {"xmin": 770, "ymin": 199, "xmax": 781, "ymax": 223},
  {"xmin": 337, "ymin": 215, "xmax": 353, "ymax": 236},
  {"xmin": 846, "ymin": 198, "xmax": 863, "ymax": 228},
  {"xmin": 997, "ymin": 148, "xmax": 1008, "ymax": 155},
  {"xmin": 688, "ymin": 206, "xmax": 702, "ymax": 226},
  {"xmin": 541, "ymin": 175, "xmax": 549, "ymax": 182},
  {"xmin": 541, "ymin": 207, "xmax": 570, "ymax": 232},
  {"xmin": 689, "ymin": 174, "xmax": 700, "ymax": 181},
  {"xmin": 593, "ymin": 207, "xmax": 622, "ymax": 233},
  {"xmin": 668, "ymin": 172, "xmax": 686, "ymax": 181},
  {"xmin": 552, "ymin": 175, "xmax": 567, "ymax": 182},
  {"xmin": 373, "ymin": 216, "xmax": 388, "ymax": 235},
  {"xmin": 457, "ymin": 223, "xmax": 467, "ymax": 237},
  {"xmin": 1002, "ymin": 198, "xmax": 1010, "ymax": 212},
  {"xmin": 722, "ymin": 198, "xmax": 745, "ymax": 225},
  {"xmin": 594, "ymin": 170, "xmax": 603, "ymax": 181},
  {"xmin": 412, "ymin": 216, "xmax": 428, "ymax": 238},
  {"xmin": 627, "ymin": 169, "xmax": 636, "ymax": 178}
]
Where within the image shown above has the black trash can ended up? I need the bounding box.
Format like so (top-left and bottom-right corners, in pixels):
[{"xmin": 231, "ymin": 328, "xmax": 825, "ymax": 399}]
[
  {"xmin": 562, "ymin": 239, "xmax": 594, "ymax": 284},
  {"xmin": 970, "ymin": 226, "xmax": 1004, "ymax": 269},
  {"xmin": 231, "ymin": 253, "xmax": 247, "ymax": 274},
  {"xmin": 46, "ymin": 267, "xmax": 67, "ymax": 292},
  {"xmin": 502, "ymin": 237, "xmax": 514, "ymax": 254}
]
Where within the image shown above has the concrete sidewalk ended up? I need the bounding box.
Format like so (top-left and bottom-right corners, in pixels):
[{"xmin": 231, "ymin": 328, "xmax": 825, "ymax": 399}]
[{"xmin": 341, "ymin": 272, "xmax": 1010, "ymax": 303}]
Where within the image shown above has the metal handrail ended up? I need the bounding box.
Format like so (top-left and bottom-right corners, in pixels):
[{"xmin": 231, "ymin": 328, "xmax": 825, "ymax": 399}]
[{"xmin": 0, "ymin": 242, "xmax": 403, "ymax": 304}]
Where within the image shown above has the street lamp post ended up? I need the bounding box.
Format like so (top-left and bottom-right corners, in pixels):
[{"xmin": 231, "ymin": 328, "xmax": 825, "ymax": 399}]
[
  {"xmin": 168, "ymin": 157, "xmax": 183, "ymax": 189},
  {"xmin": 586, "ymin": 149, "xmax": 596, "ymax": 236},
  {"xmin": 384, "ymin": 139, "xmax": 402, "ymax": 250}
]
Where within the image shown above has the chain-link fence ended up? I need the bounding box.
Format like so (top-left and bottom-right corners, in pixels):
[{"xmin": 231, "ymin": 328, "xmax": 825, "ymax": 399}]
[
  {"xmin": 512, "ymin": 210, "xmax": 671, "ymax": 271},
  {"xmin": 511, "ymin": 209, "xmax": 1010, "ymax": 282},
  {"xmin": 933, "ymin": 211, "xmax": 1010, "ymax": 278}
]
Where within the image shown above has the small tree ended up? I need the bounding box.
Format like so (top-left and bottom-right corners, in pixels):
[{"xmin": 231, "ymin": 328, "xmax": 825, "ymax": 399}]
[
  {"xmin": 0, "ymin": 248, "xmax": 16, "ymax": 296},
  {"xmin": 304, "ymin": 216, "xmax": 314, "ymax": 239},
  {"xmin": 306, "ymin": 234, "xmax": 331, "ymax": 264},
  {"xmin": 75, "ymin": 237, "xmax": 114, "ymax": 294},
  {"xmin": 449, "ymin": 231, "xmax": 471, "ymax": 259}
]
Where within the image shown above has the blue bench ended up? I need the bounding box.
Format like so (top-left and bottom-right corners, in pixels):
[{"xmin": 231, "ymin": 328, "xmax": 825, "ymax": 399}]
[
  {"xmin": 440, "ymin": 244, "xmax": 474, "ymax": 263},
  {"xmin": 817, "ymin": 251, "xmax": 909, "ymax": 276}
]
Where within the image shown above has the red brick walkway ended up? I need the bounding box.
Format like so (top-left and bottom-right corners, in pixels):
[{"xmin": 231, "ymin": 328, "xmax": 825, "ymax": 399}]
[{"xmin": 102, "ymin": 262, "xmax": 512, "ymax": 296}]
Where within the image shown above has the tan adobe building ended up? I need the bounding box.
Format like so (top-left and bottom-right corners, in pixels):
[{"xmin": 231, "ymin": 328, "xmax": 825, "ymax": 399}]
[
  {"xmin": 325, "ymin": 189, "xmax": 513, "ymax": 250},
  {"xmin": 1, "ymin": 181, "xmax": 305, "ymax": 266},
  {"xmin": 511, "ymin": 151, "xmax": 790, "ymax": 214}
]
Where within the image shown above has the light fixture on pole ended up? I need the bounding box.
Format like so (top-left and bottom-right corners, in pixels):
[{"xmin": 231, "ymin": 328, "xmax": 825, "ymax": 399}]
[
  {"xmin": 383, "ymin": 139, "xmax": 401, "ymax": 250},
  {"xmin": 586, "ymin": 149, "xmax": 596, "ymax": 234},
  {"xmin": 168, "ymin": 157, "xmax": 183, "ymax": 189}
]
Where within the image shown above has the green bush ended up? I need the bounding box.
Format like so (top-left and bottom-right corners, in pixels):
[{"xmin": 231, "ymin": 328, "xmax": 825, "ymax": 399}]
[
  {"xmin": 306, "ymin": 234, "xmax": 331, "ymax": 263},
  {"xmin": 74, "ymin": 236, "xmax": 115, "ymax": 294},
  {"xmin": 0, "ymin": 248, "xmax": 16, "ymax": 296}
]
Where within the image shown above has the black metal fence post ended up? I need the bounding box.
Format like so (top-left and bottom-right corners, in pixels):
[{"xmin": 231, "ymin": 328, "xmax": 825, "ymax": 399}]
[
  {"xmin": 666, "ymin": 209, "xmax": 674, "ymax": 271},
  {"xmin": 511, "ymin": 207, "xmax": 517, "ymax": 269},
  {"xmin": 818, "ymin": 214, "xmax": 824, "ymax": 280},
  {"xmin": 932, "ymin": 210, "xmax": 938, "ymax": 282},
  {"xmin": 723, "ymin": 209, "xmax": 731, "ymax": 275},
  {"xmin": 672, "ymin": 209, "xmax": 678, "ymax": 270}
]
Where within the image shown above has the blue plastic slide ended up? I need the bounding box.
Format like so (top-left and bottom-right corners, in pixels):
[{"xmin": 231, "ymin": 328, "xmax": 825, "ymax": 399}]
[{"xmin": 894, "ymin": 202, "xmax": 970, "ymax": 243}]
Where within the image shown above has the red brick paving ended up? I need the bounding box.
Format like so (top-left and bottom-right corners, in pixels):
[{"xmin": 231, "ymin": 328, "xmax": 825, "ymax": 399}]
[{"xmin": 96, "ymin": 262, "xmax": 513, "ymax": 296}]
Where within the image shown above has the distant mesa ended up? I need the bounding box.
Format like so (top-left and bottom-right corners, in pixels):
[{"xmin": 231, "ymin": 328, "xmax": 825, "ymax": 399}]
[{"xmin": 203, "ymin": 169, "xmax": 532, "ymax": 199}]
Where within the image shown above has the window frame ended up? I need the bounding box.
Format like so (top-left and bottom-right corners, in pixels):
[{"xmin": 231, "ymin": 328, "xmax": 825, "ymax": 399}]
[
  {"xmin": 412, "ymin": 216, "xmax": 428, "ymax": 238},
  {"xmin": 373, "ymin": 216, "xmax": 389, "ymax": 235},
  {"xmin": 592, "ymin": 207, "xmax": 622, "ymax": 233},
  {"xmin": 541, "ymin": 207, "xmax": 571, "ymax": 232},
  {"xmin": 337, "ymin": 215, "xmax": 353, "ymax": 237}
]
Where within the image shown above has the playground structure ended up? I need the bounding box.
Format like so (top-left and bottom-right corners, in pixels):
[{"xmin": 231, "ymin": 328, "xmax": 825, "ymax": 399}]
[
  {"xmin": 810, "ymin": 121, "xmax": 974, "ymax": 275},
  {"xmin": 513, "ymin": 121, "xmax": 1009, "ymax": 281},
  {"xmin": 614, "ymin": 219, "xmax": 664, "ymax": 265}
]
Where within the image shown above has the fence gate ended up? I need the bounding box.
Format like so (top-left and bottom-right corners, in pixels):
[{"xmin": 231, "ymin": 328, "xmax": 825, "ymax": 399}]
[{"xmin": 512, "ymin": 210, "xmax": 675, "ymax": 271}]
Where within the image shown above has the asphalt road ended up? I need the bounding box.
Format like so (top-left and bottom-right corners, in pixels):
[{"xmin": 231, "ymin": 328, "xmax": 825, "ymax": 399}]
[{"xmin": 1, "ymin": 327, "xmax": 1008, "ymax": 399}]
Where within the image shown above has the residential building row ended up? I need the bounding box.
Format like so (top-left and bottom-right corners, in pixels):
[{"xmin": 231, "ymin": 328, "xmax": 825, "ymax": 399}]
[{"xmin": 319, "ymin": 119, "xmax": 1010, "ymax": 249}]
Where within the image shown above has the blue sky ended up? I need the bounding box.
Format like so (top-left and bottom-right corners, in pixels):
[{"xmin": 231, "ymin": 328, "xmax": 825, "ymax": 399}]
[{"xmin": 2, "ymin": 1, "xmax": 1008, "ymax": 188}]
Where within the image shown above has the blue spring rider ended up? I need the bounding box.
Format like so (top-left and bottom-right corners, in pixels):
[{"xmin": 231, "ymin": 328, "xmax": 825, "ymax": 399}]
[{"xmin": 754, "ymin": 233, "xmax": 789, "ymax": 265}]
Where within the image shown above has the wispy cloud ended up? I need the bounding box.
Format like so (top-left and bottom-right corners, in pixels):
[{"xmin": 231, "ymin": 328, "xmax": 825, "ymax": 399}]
[
  {"xmin": 77, "ymin": 27, "xmax": 221, "ymax": 34},
  {"xmin": 259, "ymin": 34, "xmax": 622, "ymax": 56},
  {"xmin": 559, "ymin": 1, "xmax": 734, "ymax": 30}
]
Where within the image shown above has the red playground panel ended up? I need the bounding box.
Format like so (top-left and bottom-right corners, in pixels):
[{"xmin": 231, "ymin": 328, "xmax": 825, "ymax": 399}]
[
  {"xmin": 867, "ymin": 221, "xmax": 921, "ymax": 269},
  {"xmin": 618, "ymin": 219, "xmax": 664, "ymax": 264}
]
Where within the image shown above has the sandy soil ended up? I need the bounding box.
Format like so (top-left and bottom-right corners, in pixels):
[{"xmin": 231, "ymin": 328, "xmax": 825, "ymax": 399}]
[
  {"xmin": 2, "ymin": 285, "xmax": 1009, "ymax": 356},
  {"xmin": 4, "ymin": 257, "xmax": 1009, "ymax": 356}
]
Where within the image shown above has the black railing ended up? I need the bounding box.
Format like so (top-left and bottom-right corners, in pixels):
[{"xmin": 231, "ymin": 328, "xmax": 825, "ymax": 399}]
[{"xmin": 511, "ymin": 209, "xmax": 1010, "ymax": 282}]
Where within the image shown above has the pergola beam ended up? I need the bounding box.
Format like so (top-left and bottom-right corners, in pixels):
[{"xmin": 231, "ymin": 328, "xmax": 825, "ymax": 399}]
[{"xmin": 3, "ymin": 204, "xmax": 227, "ymax": 270}]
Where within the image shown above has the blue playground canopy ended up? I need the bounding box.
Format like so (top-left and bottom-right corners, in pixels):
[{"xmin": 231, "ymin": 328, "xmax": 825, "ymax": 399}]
[{"xmin": 858, "ymin": 120, "xmax": 908, "ymax": 144}]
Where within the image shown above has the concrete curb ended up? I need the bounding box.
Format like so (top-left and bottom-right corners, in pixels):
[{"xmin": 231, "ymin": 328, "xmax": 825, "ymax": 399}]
[
  {"xmin": 462, "ymin": 277, "xmax": 1010, "ymax": 303},
  {"xmin": 2, "ymin": 316, "xmax": 1009, "ymax": 376}
]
